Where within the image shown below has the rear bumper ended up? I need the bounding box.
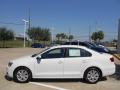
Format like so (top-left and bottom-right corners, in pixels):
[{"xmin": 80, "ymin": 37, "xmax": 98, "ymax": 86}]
[{"xmin": 102, "ymin": 65, "xmax": 115, "ymax": 76}]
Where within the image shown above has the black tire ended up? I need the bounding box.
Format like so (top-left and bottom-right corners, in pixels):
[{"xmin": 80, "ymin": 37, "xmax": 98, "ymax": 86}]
[
  {"xmin": 13, "ymin": 67, "xmax": 32, "ymax": 83},
  {"xmin": 84, "ymin": 68, "xmax": 101, "ymax": 84}
]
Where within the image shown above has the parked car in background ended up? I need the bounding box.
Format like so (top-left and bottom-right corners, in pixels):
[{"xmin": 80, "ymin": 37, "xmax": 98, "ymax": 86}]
[
  {"xmin": 31, "ymin": 43, "xmax": 45, "ymax": 48},
  {"xmin": 63, "ymin": 41, "xmax": 112, "ymax": 54},
  {"xmin": 86, "ymin": 42, "xmax": 111, "ymax": 53},
  {"xmin": 49, "ymin": 44, "xmax": 60, "ymax": 47},
  {"xmin": 6, "ymin": 45, "xmax": 115, "ymax": 84}
]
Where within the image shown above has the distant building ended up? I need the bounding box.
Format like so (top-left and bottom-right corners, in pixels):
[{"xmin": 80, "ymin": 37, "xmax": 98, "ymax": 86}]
[
  {"xmin": 14, "ymin": 34, "xmax": 31, "ymax": 41},
  {"xmin": 14, "ymin": 35, "xmax": 24, "ymax": 40}
]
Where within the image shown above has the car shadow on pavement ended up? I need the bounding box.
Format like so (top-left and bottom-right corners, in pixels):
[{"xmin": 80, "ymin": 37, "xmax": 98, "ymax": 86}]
[
  {"xmin": 5, "ymin": 75, "xmax": 107, "ymax": 84},
  {"xmin": 109, "ymin": 64, "xmax": 120, "ymax": 80},
  {"xmin": 31, "ymin": 78, "xmax": 85, "ymax": 83},
  {"xmin": 4, "ymin": 75, "xmax": 13, "ymax": 81}
]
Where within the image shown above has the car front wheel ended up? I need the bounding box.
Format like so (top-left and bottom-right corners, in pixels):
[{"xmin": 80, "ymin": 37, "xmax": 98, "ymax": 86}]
[{"xmin": 13, "ymin": 67, "xmax": 32, "ymax": 83}]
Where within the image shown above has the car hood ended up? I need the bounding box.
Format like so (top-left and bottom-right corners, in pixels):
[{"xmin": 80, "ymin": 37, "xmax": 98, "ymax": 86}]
[{"xmin": 11, "ymin": 55, "xmax": 33, "ymax": 64}]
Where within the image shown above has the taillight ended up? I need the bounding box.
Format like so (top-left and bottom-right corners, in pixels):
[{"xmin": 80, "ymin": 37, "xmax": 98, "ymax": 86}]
[{"xmin": 110, "ymin": 57, "xmax": 114, "ymax": 62}]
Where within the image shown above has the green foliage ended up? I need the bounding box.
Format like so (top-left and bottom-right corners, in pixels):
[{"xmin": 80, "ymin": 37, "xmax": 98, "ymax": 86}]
[
  {"xmin": 0, "ymin": 27, "xmax": 14, "ymax": 47},
  {"xmin": 27, "ymin": 27, "xmax": 51, "ymax": 42},
  {"xmin": 91, "ymin": 31, "xmax": 104, "ymax": 42},
  {"xmin": 56, "ymin": 33, "xmax": 65, "ymax": 41},
  {"xmin": 97, "ymin": 31, "xmax": 104, "ymax": 41},
  {"xmin": 0, "ymin": 40, "xmax": 25, "ymax": 48},
  {"xmin": 91, "ymin": 32, "xmax": 98, "ymax": 41},
  {"xmin": 0, "ymin": 27, "xmax": 14, "ymax": 41},
  {"xmin": 56, "ymin": 33, "xmax": 74, "ymax": 41},
  {"xmin": 56, "ymin": 33, "xmax": 61, "ymax": 41},
  {"xmin": 68, "ymin": 35, "xmax": 74, "ymax": 41},
  {"xmin": 56, "ymin": 33, "xmax": 74, "ymax": 40}
]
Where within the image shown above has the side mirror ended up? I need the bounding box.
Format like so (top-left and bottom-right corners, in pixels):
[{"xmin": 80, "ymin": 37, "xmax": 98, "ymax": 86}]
[{"xmin": 36, "ymin": 56, "xmax": 41, "ymax": 63}]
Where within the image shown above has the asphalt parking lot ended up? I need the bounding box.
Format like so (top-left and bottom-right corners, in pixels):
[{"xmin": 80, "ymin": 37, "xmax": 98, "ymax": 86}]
[{"xmin": 0, "ymin": 48, "xmax": 120, "ymax": 90}]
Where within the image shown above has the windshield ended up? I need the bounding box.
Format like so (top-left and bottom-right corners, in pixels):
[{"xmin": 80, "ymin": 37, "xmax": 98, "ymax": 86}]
[{"xmin": 31, "ymin": 48, "xmax": 50, "ymax": 57}]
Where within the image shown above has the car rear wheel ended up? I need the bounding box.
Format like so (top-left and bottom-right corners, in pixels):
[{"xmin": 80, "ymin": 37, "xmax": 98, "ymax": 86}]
[
  {"xmin": 13, "ymin": 67, "xmax": 32, "ymax": 83},
  {"xmin": 84, "ymin": 68, "xmax": 101, "ymax": 84}
]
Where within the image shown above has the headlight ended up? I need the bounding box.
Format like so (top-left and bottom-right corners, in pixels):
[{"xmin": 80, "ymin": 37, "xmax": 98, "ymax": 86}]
[{"xmin": 8, "ymin": 62, "xmax": 13, "ymax": 67}]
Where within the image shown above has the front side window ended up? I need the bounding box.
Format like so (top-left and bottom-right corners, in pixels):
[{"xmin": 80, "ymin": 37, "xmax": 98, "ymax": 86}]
[{"xmin": 41, "ymin": 48, "xmax": 64, "ymax": 59}]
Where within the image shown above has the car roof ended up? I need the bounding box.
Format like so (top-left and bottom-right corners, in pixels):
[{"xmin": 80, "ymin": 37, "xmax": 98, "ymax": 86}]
[
  {"xmin": 49, "ymin": 45, "xmax": 88, "ymax": 49},
  {"xmin": 41, "ymin": 45, "xmax": 100, "ymax": 56},
  {"xmin": 48, "ymin": 45, "xmax": 100, "ymax": 54}
]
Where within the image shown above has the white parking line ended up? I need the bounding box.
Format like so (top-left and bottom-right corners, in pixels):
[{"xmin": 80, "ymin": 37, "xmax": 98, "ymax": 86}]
[{"xmin": 29, "ymin": 82, "xmax": 69, "ymax": 90}]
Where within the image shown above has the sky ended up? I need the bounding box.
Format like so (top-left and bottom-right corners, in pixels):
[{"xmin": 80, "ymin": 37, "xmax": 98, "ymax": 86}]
[{"xmin": 0, "ymin": 0, "xmax": 120, "ymax": 41}]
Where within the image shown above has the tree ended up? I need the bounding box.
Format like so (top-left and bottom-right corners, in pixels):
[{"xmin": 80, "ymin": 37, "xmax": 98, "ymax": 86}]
[
  {"xmin": 91, "ymin": 32, "xmax": 98, "ymax": 42},
  {"xmin": 27, "ymin": 27, "xmax": 51, "ymax": 42},
  {"xmin": 56, "ymin": 33, "xmax": 67, "ymax": 41},
  {"xmin": 68, "ymin": 35, "xmax": 74, "ymax": 41},
  {"xmin": 60, "ymin": 33, "xmax": 67, "ymax": 40},
  {"xmin": 91, "ymin": 31, "xmax": 104, "ymax": 42},
  {"xmin": 42, "ymin": 28, "xmax": 51, "ymax": 41},
  {"xmin": 56, "ymin": 33, "xmax": 61, "ymax": 41},
  {"xmin": 97, "ymin": 31, "xmax": 104, "ymax": 42},
  {"xmin": 56, "ymin": 33, "xmax": 74, "ymax": 43},
  {"xmin": 0, "ymin": 27, "xmax": 14, "ymax": 47}
]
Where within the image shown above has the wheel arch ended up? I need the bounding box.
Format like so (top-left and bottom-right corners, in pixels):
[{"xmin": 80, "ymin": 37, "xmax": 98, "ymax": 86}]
[
  {"xmin": 83, "ymin": 66, "xmax": 103, "ymax": 78},
  {"xmin": 13, "ymin": 66, "xmax": 33, "ymax": 78}
]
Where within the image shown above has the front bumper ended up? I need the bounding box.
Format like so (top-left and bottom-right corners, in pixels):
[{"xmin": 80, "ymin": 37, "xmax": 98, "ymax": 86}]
[{"xmin": 6, "ymin": 66, "xmax": 14, "ymax": 78}]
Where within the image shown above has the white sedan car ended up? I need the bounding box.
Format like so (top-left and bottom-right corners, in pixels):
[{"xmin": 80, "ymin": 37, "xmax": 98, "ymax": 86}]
[{"xmin": 6, "ymin": 45, "xmax": 115, "ymax": 84}]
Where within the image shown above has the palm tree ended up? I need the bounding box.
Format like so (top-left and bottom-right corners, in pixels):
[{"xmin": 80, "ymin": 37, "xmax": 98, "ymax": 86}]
[
  {"xmin": 56, "ymin": 33, "xmax": 61, "ymax": 41},
  {"xmin": 91, "ymin": 32, "xmax": 98, "ymax": 42},
  {"xmin": 91, "ymin": 31, "xmax": 104, "ymax": 42},
  {"xmin": 97, "ymin": 31, "xmax": 104, "ymax": 42},
  {"xmin": 60, "ymin": 33, "xmax": 66, "ymax": 41}
]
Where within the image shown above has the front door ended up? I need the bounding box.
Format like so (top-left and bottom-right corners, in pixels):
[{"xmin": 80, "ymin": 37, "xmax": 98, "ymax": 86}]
[{"xmin": 34, "ymin": 48, "xmax": 65, "ymax": 78}]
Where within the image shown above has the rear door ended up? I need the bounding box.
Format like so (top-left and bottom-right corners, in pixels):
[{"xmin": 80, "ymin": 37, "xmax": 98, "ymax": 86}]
[{"xmin": 64, "ymin": 48, "xmax": 92, "ymax": 78}]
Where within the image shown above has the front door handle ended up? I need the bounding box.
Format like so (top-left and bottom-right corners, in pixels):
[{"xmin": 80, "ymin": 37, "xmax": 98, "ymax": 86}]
[{"xmin": 58, "ymin": 60, "xmax": 63, "ymax": 64}]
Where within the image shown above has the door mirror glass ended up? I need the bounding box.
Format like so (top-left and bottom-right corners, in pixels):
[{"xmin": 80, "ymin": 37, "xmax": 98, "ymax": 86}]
[{"xmin": 36, "ymin": 56, "xmax": 41, "ymax": 63}]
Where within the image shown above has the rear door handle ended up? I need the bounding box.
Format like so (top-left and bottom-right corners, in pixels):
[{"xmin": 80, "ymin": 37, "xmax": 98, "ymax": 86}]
[{"xmin": 82, "ymin": 60, "xmax": 87, "ymax": 63}]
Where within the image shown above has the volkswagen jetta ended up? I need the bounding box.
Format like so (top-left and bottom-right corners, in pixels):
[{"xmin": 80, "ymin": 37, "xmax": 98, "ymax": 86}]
[{"xmin": 6, "ymin": 45, "xmax": 115, "ymax": 84}]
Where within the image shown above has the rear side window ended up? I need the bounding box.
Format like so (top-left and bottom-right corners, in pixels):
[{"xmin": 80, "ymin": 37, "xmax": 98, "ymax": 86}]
[
  {"xmin": 69, "ymin": 48, "xmax": 80, "ymax": 57},
  {"xmin": 80, "ymin": 49, "xmax": 92, "ymax": 57},
  {"xmin": 67, "ymin": 48, "xmax": 92, "ymax": 57}
]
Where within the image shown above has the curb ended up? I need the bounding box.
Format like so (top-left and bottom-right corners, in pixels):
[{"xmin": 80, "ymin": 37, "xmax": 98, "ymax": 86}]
[{"xmin": 113, "ymin": 54, "xmax": 120, "ymax": 60}]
